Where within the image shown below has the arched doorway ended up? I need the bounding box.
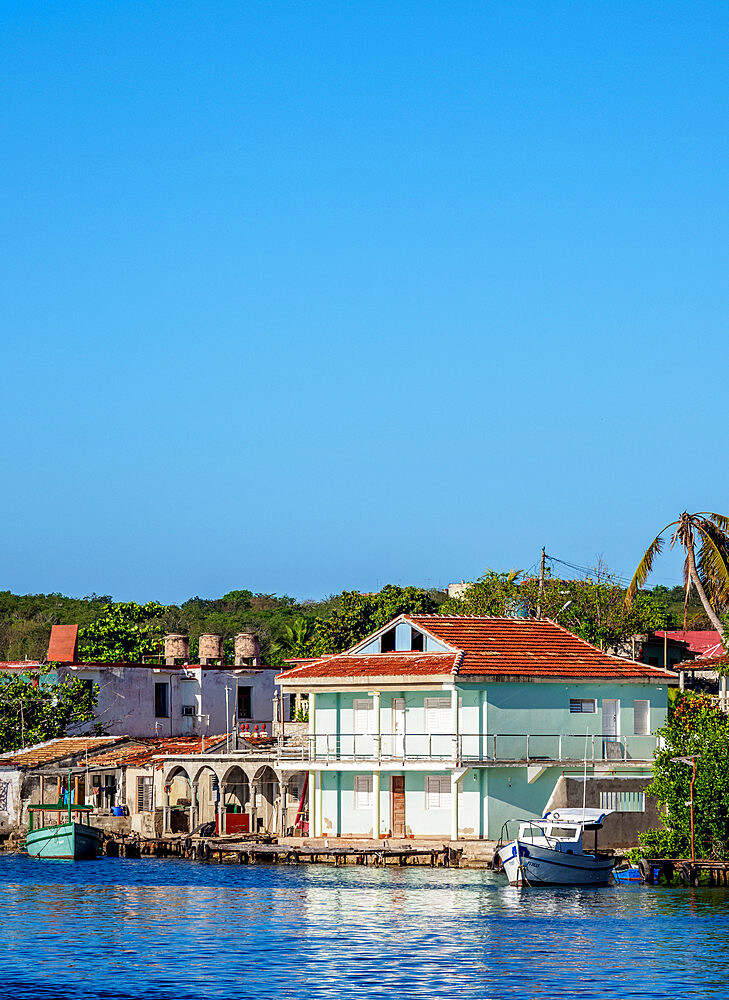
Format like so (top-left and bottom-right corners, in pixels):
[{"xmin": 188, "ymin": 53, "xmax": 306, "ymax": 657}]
[
  {"xmin": 192, "ymin": 765, "xmax": 219, "ymax": 833},
  {"xmin": 221, "ymin": 766, "xmax": 250, "ymax": 835},
  {"xmin": 166, "ymin": 766, "xmax": 191, "ymax": 834},
  {"xmin": 252, "ymin": 765, "xmax": 280, "ymax": 834}
]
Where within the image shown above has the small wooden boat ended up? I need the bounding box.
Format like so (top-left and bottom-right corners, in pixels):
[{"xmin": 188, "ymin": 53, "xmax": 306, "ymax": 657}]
[
  {"xmin": 25, "ymin": 799, "xmax": 103, "ymax": 860},
  {"xmin": 494, "ymin": 808, "xmax": 615, "ymax": 887}
]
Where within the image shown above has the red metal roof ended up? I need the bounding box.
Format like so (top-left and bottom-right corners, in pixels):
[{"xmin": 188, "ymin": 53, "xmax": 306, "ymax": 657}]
[
  {"xmin": 656, "ymin": 630, "xmax": 725, "ymax": 657},
  {"xmin": 278, "ymin": 616, "xmax": 676, "ymax": 682},
  {"xmin": 47, "ymin": 624, "xmax": 78, "ymax": 663}
]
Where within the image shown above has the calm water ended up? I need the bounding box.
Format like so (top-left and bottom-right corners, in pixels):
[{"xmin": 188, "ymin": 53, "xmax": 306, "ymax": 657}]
[{"xmin": 1, "ymin": 854, "xmax": 728, "ymax": 1000}]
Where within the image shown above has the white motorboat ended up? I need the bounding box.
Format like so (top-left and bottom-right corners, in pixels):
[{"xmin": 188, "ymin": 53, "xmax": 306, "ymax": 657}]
[{"xmin": 494, "ymin": 808, "xmax": 615, "ymax": 887}]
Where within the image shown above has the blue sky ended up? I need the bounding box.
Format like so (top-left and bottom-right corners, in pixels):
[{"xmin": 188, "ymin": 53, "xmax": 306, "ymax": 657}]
[{"xmin": 2, "ymin": 2, "xmax": 727, "ymax": 602}]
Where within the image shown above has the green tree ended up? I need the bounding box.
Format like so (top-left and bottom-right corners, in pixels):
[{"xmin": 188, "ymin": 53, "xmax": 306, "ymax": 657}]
[
  {"xmin": 0, "ymin": 672, "xmax": 99, "ymax": 753},
  {"xmin": 315, "ymin": 585, "xmax": 440, "ymax": 655},
  {"xmin": 626, "ymin": 511, "xmax": 729, "ymax": 632},
  {"xmin": 440, "ymin": 570, "xmax": 522, "ymax": 616},
  {"xmin": 77, "ymin": 602, "xmax": 167, "ymax": 662},
  {"xmin": 270, "ymin": 616, "xmax": 319, "ymax": 659},
  {"xmin": 638, "ymin": 692, "xmax": 729, "ymax": 859}
]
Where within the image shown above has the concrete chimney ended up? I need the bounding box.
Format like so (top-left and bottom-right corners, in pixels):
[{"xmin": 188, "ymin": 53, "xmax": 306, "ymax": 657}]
[
  {"xmin": 235, "ymin": 632, "xmax": 261, "ymax": 666},
  {"xmin": 198, "ymin": 633, "xmax": 224, "ymax": 665},
  {"xmin": 164, "ymin": 633, "xmax": 189, "ymax": 665}
]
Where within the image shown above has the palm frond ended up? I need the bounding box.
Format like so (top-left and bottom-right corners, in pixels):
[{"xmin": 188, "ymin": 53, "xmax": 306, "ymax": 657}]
[
  {"xmin": 705, "ymin": 512, "xmax": 729, "ymax": 534},
  {"xmin": 695, "ymin": 520, "xmax": 729, "ymax": 606},
  {"xmin": 625, "ymin": 524, "xmax": 675, "ymax": 607}
]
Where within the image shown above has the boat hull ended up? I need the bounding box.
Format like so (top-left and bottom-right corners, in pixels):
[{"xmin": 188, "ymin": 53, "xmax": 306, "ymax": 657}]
[
  {"xmin": 497, "ymin": 839, "xmax": 614, "ymax": 887},
  {"xmin": 25, "ymin": 821, "xmax": 103, "ymax": 860}
]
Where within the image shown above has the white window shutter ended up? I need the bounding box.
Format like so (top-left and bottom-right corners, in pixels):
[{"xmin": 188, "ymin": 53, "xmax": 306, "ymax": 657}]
[
  {"xmin": 354, "ymin": 698, "xmax": 374, "ymax": 734},
  {"xmin": 634, "ymin": 700, "xmax": 650, "ymax": 736},
  {"xmin": 425, "ymin": 697, "xmax": 451, "ymax": 733}
]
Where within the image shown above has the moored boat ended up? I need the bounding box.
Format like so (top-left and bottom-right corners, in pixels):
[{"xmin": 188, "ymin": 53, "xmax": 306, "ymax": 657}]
[
  {"xmin": 25, "ymin": 817, "xmax": 103, "ymax": 860},
  {"xmin": 494, "ymin": 808, "xmax": 615, "ymax": 887},
  {"xmin": 25, "ymin": 788, "xmax": 103, "ymax": 860}
]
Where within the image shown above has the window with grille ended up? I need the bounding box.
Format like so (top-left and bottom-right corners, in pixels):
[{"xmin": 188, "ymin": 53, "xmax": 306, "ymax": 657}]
[
  {"xmin": 425, "ymin": 697, "xmax": 451, "ymax": 733},
  {"xmin": 353, "ymin": 698, "xmax": 375, "ymax": 733},
  {"xmin": 570, "ymin": 698, "xmax": 597, "ymax": 714},
  {"xmin": 137, "ymin": 775, "xmax": 153, "ymax": 812},
  {"xmin": 425, "ymin": 775, "xmax": 451, "ymax": 809},
  {"xmin": 599, "ymin": 790, "xmax": 645, "ymax": 813},
  {"xmin": 634, "ymin": 700, "xmax": 650, "ymax": 736},
  {"xmin": 0, "ymin": 781, "xmax": 7, "ymax": 811},
  {"xmin": 354, "ymin": 775, "xmax": 373, "ymax": 809}
]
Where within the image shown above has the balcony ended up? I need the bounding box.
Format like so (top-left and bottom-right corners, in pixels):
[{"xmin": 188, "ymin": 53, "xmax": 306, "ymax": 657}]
[{"xmin": 276, "ymin": 732, "xmax": 659, "ymax": 764}]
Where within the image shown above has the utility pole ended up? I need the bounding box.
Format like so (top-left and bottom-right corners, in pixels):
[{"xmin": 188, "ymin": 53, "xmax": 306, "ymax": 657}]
[{"xmin": 537, "ymin": 547, "xmax": 546, "ymax": 619}]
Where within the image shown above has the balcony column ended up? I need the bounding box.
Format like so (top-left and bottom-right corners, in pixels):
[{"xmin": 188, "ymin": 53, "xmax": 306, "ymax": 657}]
[
  {"xmin": 309, "ymin": 691, "xmax": 316, "ymax": 758},
  {"xmin": 451, "ymin": 686, "xmax": 459, "ymax": 761},
  {"xmin": 372, "ymin": 770, "xmax": 380, "ymax": 839},
  {"xmin": 308, "ymin": 770, "xmax": 317, "ymax": 837},
  {"xmin": 450, "ymin": 772, "xmax": 459, "ymax": 842},
  {"xmin": 372, "ymin": 691, "xmax": 381, "ymax": 760}
]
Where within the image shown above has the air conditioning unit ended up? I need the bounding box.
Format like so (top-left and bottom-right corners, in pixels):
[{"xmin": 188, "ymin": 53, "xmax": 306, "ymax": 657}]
[{"xmin": 181, "ymin": 705, "xmax": 197, "ymax": 717}]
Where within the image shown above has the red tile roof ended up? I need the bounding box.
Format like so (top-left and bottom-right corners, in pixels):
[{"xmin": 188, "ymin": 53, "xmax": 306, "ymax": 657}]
[
  {"xmin": 278, "ymin": 616, "xmax": 676, "ymax": 682},
  {"xmin": 47, "ymin": 624, "xmax": 79, "ymax": 663},
  {"xmin": 278, "ymin": 651, "xmax": 458, "ymax": 681},
  {"xmin": 84, "ymin": 735, "xmax": 228, "ymax": 769}
]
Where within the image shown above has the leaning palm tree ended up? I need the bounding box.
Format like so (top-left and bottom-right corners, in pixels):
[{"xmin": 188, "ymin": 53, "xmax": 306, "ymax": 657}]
[{"xmin": 626, "ymin": 511, "xmax": 729, "ymax": 632}]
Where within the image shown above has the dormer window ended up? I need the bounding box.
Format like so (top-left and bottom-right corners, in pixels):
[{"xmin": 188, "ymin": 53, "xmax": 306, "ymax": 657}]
[
  {"xmin": 411, "ymin": 628, "xmax": 424, "ymax": 651},
  {"xmin": 380, "ymin": 628, "xmax": 396, "ymax": 653}
]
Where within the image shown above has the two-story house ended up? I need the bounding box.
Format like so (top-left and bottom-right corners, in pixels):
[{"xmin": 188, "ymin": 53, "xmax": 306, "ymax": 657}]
[{"xmin": 277, "ymin": 614, "xmax": 676, "ymax": 842}]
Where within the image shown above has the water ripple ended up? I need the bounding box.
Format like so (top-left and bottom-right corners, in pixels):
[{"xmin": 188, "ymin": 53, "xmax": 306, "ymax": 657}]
[{"xmin": 1, "ymin": 855, "xmax": 727, "ymax": 1000}]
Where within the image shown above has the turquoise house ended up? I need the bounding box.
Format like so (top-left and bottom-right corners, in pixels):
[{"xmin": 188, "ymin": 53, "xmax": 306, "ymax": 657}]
[{"xmin": 277, "ymin": 615, "xmax": 675, "ymax": 842}]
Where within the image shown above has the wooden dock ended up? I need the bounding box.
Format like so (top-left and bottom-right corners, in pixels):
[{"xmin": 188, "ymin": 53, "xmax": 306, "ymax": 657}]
[
  {"xmin": 641, "ymin": 858, "xmax": 729, "ymax": 886},
  {"xmin": 101, "ymin": 833, "xmax": 455, "ymax": 866},
  {"xmin": 104, "ymin": 834, "xmax": 461, "ymax": 868}
]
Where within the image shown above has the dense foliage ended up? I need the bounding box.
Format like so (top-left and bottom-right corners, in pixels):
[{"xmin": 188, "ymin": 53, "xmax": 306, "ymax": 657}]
[
  {"xmin": 0, "ymin": 572, "xmax": 714, "ymax": 667},
  {"xmin": 0, "ymin": 673, "xmax": 99, "ymax": 753},
  {"xmin": 639, "ymin": 693, "xmax": 729, "ymax": 859},
  {"xmin": 78, "ymin": 602, "xmax": 168, "ymax": 662}
]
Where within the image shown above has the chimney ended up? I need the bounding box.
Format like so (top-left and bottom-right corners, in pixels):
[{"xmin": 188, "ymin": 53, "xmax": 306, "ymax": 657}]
[
  {"xmin": 198, "ymin": 633, "xmax": 224, "ymax": 666},
  {"xmin": 235, "ymin": 632, "xmax": 261, "ymax": 666},
  {"xmin": 164, "ymin": 633, "xmax": 189, "ymax": 665}
]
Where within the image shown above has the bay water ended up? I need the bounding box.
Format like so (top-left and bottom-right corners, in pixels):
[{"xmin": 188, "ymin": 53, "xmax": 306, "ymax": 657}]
[{"xmin": 2, "ymin": 854, "xmax": 727, "ymax": 999}]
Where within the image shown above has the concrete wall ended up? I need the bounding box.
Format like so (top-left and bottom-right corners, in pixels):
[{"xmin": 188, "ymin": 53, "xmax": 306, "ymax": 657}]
[
  {"xmin": 547, "ymin": 774, "xmax": 661, "ymax": 848},
  {"xmin": 61, "ymin": 665, "xmax": 287, "ymax": 738}
]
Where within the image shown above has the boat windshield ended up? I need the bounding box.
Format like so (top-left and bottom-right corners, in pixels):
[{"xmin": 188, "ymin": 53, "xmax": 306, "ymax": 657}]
[{"xmin": 517, "ymin": 822, "xmax": 582, "ymax": 846}]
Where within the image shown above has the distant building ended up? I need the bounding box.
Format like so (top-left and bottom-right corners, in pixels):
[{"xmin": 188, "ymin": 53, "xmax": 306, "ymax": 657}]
[
  {"xmin": 0, "ymin": 626, "xmax": 291, "ymax": 740},
  {"xmin": 447, "ymin": 580, "xmax": 472, "ymax": 600}
]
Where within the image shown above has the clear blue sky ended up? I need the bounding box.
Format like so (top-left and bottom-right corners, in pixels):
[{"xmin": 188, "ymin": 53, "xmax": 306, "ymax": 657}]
[{"xmin": 2, "ymin": 2, "xmax": 727, "ymax": 602}]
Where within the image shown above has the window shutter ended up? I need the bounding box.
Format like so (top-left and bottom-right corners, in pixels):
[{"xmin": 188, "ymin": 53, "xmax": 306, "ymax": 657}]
[
  {"xmin": 425, "ymin": 697, "xmax": 451, "ymax": 733},
  {"xmin": 634, "ymin": 700, "xmax": 650, "ymax": 736},
  {"xmin": 426, "ymin": 776, "xmax": 451, "ymax": 809},
  {"xmin": 137, "ymin": 775, "xmax": 152, "ymax": 812},
  {"xmin": 354, "ymin": 698, "xmax": 374, "ymax": 734},
  {"xmin": 354, "ymin": 775, "xmax": 373, "ymax": 809}
]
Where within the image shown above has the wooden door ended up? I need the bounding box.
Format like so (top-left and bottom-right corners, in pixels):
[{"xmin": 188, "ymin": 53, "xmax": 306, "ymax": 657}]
[{"xmin": 391, "ymin": 775, "xmax": 405, "ymax": 838}]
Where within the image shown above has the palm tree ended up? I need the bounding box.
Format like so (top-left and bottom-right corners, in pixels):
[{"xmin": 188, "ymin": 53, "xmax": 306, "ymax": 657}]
[{"xmin": 626, "ymin": 511, "xmax": 729, "ymax": 632}]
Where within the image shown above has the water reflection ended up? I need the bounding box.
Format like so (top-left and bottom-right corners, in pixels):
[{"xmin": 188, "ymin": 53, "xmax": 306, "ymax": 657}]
[{"xmin": 1, "ymin": 856, "xmax": 729, "ymax": 999}]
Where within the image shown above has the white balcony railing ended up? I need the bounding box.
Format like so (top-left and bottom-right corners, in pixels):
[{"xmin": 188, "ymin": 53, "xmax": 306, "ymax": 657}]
[{"xmin": 276, "ymin": 733, "xmax": 659, "ymax": 764}]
